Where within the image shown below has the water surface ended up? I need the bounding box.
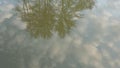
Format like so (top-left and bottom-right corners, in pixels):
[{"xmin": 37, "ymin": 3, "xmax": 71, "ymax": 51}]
[{"xmin": 0, "ymin": 0, "xmax": 120, "ymax": 68}]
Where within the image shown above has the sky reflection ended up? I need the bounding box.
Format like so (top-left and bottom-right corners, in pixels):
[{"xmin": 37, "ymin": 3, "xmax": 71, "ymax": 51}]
[{"xmin": 0, "ymin": 0, "xmax": 120, "ymax": 68}]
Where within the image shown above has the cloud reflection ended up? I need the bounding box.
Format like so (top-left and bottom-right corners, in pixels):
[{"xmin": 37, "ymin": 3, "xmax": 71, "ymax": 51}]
[{"xmin": 0, "ymin": 0, "xmax": 120, "ymax": 68}]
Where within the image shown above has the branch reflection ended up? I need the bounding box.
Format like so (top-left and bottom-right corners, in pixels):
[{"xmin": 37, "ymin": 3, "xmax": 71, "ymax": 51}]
[{"xmin": 16, "ymin": 0, "xmax": 95, "ymax": 38}]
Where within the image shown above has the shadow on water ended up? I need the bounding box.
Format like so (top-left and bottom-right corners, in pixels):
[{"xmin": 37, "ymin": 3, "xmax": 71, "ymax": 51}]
[{"xmin": 16, "ymin": 0, "xmax": 95, "ymax": 38}]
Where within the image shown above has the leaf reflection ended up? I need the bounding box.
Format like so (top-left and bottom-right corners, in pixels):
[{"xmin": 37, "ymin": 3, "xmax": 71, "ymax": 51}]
[{"xmin": 16, "ymin": 0, "xmax": 95, "ymax": 38}]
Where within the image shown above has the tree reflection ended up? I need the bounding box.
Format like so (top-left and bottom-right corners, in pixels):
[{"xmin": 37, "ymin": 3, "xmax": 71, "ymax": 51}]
[{"xmin": 16, "ymin": 0, "xmax": 95, "ymax": 38}]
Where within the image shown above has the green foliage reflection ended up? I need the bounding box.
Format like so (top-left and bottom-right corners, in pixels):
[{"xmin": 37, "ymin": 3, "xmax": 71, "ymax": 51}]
[{"xmin": 16, "ymin": 0, "xmax": 95, "ymax": 38}]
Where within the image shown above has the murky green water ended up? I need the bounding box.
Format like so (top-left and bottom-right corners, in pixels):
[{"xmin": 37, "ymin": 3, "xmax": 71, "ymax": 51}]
[{"xmin": 0, "ymin": 0, "xmax": 120, "ymax": 68}]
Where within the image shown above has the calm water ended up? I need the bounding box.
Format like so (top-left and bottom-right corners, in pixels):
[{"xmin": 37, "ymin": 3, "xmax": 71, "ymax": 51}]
[{"xmin": 0, "ymin": 0, "xmax": 120, "ymax": 68}]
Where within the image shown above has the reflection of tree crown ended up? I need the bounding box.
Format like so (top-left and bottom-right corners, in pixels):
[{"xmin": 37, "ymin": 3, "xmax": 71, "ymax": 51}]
[{"xmin": 16, "ymin": 0, "xmax": 95, "ymax": 38}]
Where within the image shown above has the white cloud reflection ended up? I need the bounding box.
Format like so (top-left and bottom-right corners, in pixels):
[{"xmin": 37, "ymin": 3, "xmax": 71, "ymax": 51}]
[
  {"xmin": 0, "ymin": 3, "xmax": 14, "ymax": 23},
  {"xmin": 0, "ymin": 0, "xmax": 120, "ymax": 68}
]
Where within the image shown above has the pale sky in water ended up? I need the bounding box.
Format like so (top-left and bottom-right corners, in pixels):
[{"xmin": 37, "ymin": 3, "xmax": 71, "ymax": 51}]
[{"xmin": 0, "ymin": 0, "xmax": 120, "ymax": 68}]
